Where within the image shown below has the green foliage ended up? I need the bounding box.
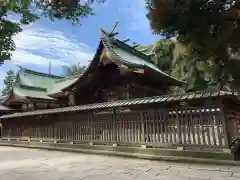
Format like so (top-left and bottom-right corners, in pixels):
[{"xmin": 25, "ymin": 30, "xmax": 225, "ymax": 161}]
[
  {"xmin": 0, "ymin": 0, "xmax": 104, "ymax": 63},
  {"xmin": 141, "ymin": 39, "xmax": 219, "ymax": 92},
  {"xmin": 62, "ymin": 63, "xmax": 87, "ymax": 77},
  {"xmin": 2, "ymin": 69, "xmax": 15, "ymax": 95},
  {"xmin": 146, "ymin": 0, "xmax": 240, "ymax": 90},
  {"xmin": 172, "ymin": 54, "xmax": 218, "ymax": 92},
  {"xmin": 152, "ymin": 39, "xmax": 173, "ymax": 73},
  {"xmin": 138, "ymin": 39, "xmax": 173, "ymax": 73}
]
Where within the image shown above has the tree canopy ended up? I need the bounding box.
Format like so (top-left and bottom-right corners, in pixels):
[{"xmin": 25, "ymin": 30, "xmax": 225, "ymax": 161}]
[
  {"xmin": 62, "ymin": 63, "xmax": 87, "ymax": 77},
  {"xmin": 2, "ymin": 69, "xmax": 15, "ymax": 95},
  {"xmin": 140, "ymin": 38, "xmax": 218, "ymax": 92},
  {"xmin": 0, "ymin": 0, "xmax": 104, "ymax": 63},
  {"xmin": 146, "ymin": 0, "xmax": 240, "ymax": 90}
]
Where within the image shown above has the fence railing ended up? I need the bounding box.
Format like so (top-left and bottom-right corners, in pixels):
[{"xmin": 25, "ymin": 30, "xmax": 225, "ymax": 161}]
[{"xmin": 1, "ymin": 106, "xmax": 229, "ymax": 150}]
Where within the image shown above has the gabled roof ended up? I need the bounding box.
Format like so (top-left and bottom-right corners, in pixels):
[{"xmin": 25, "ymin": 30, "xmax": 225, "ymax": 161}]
[
  {"xmin": 2, "ymin": 67, "xmax": 81, "ymax": 103},
  {"xmin": 13, "ymin": 85, "xmax": 57, "ymax": 101},
  {"xmin": 48, "ymin": 74, "xmax": 81, "ymax": 95},
  {"xmin": 64, "ymin": 30, "xmax": 184, "ymax": 91},
  {"xmin": 100, "ymin": 30, "xmax": 184, "ymax": 86},
  {"xmin": 16, "ymin": 67, "xmax": 82, "ymax": 96},
  {"xmin": 16, "ymin": 67, "xmax": 63, "ymax": 92}
]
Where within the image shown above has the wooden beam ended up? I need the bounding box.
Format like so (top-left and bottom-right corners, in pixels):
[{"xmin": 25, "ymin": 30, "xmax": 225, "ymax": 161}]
[
  {"xmin": 110, "ymin": 32, "xmax": 119, "ymax": 37},
  {"xmin": 110, "ymin": 20, "xmax": 119, "ymax": 34},
  {"xmin": 132, "ymin": 83, "xmax": 162, "ymax": 94},
  {"xmin": 123, "ymin": 38, "xmax": 130, "ymax": 43},
  {"xmin": 139, "ymin": 48, "xmax": 148, "ymax": 53},
  {"xmin": 100, "ymin": 49, "xmax": 106, "ymax": 59},
  {"xmin": 132, "ymin": 44, "xmax": 139, "ymax": 48},
  {"xmin": 133, "ymin": 68, "xmax": 144, "ymax": 74},
  {"xmin": 146, "ymin": 53, "xmax": 155, "ymax": 56}
]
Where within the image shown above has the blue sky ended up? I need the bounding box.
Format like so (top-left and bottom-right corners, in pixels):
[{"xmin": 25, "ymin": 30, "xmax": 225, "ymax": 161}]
[{"xmin": 0, "ymin": 0, "xmax": 161, "ymax": 89}]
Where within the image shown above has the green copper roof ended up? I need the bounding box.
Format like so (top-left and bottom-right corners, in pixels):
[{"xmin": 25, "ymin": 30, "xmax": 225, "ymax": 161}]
[
  {"xmin": 17, "ymin": 67, "xmax": 62, "ymax": 92},
  {"xmin": 100, "ymin": 31, "xmax": 184, "ymax": 86},
  {"xmin": 13, "ymin": 85, "xmax": 56, "ymax": 100},
  {"xmin": 20, "ymin": 68, "xmax": 63, "ymax": 79},
  {"xmin": 3, "ymin": 67, "xmax": 81, "ymax": 101},
  {"xmin": 48, "ymin": 74, "xmax": 81, "ymax": 95},
  {"xmin": 65, "ymin": 30, "xmax": 184, "ymax": 91},
  {"xmin": 7, "ymin": 30, "xmax": 184, "ymax": 101}
]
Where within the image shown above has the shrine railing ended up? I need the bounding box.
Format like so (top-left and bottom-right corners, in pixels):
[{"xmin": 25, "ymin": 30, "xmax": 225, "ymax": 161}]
[
  {"xmin": 2, "ymin": 90, "xmax": 240, "ymax": 152},
  {"xmin": 0, "ymin": 106, "xmax": 231, "ymax": 151}
]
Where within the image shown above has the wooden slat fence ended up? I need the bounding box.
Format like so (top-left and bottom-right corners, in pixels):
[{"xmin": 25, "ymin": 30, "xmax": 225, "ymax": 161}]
[{"xmin": 1, "ymin": 106, "xmax": 232, "ymax": 150}]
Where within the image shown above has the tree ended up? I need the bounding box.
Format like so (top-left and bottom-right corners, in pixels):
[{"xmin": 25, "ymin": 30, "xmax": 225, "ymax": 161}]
[
  {"xmin": 146, "ymin": 0, "xmax": 240, "ymax": 90},
  {"xmin": 0, "ymin": 0, "xmax": 105, "ymax": 63},
  {"xmin": 138, "ymin": 39, "xmax": 174, "ymax": 74},
  {"xmin": 2, "ymin": 69, "xmax": 15, "ymax": 95},
  {"xmin": 140, "ymin": 37, "xmax": 221, "ymax": 92},
  {"xmin": 62, "ymin": 63, "xmax": 87, "ymax": 77}
]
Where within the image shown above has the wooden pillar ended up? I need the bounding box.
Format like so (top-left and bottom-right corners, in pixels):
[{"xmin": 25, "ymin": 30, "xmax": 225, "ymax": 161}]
[
  {"xmin": 126, "ymin": 84, "xmax": 130, "ymax": 100},
  {"xmin": 219, "ymin": 102, "xmax": 230, "ymax": 148},
  {"xmin": 141, "ymin": 111, "xmax": 145, "ymax": 144},
  {"xmin": 112, "ymin": 108, "xmax": 117, "ymax": 143},
  {"xmin": 68, "ymin": 92, "xmax": 76, "ymax": 106},
  {"xmin": 53, "ymin": 124, "xmax": 56, "ymax": 142},
  {"xmin": 8, "ymin": 127, "xmax": 11, "ymax": 140},
  {"xmin": 89, "ymin": 111, "xmax": 93, "ymax": 142},
  {"xmin": 29, "ymin": 126, "xmax": 32, "ymax": 141},
  {"xmin": 90, "ymin": 111, "xmax": 94, "ymax": 143},
  {"xmin": 176, "ymin": 109, "xmax": 182, "ymax": 144},
  {"xmin": 0, "ymin": 121, "xmax": 2, "ymax": 139},
  {"xmin": 53, "ymin": 115, "xmax": 58, "ymax": 142}
]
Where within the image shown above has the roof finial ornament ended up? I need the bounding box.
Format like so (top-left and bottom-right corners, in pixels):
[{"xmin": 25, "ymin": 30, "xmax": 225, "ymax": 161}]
[
  {"xmin": 100, "ymin": 20, "xmax": 119, "ymax": 37},
  {"xmin": 110, "ymin": 19, "xmax": 119, "ymax": 34}
]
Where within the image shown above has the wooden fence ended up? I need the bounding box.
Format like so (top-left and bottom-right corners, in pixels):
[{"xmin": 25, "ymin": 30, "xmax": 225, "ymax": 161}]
[{"xmin": 1, "ymin": 105, "xmax": 233, "ymax": 151}]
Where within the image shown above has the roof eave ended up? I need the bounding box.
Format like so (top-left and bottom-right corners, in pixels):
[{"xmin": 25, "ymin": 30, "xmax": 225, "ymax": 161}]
[
  {"xmin": 2, "ymin": 90, "xmax": 239, "ymax": 119},
  {"xmin": 62, "ymin": 40, "xmax": 104, "ymax": 92}
]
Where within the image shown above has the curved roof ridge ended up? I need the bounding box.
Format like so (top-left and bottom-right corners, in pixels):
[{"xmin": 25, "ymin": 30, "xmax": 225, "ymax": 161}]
[
  {"xmin": 18, "ymin": 84, "xmax": 47, "ymax": 92},
  {"xmin": 62, "ymin": 29, "xmax": 185, "ymax": 91},
  {"xmin": 101, "ymin": 30, "xmax": 152, "ymax": 61},
  {"xmin": 19, "ymin": 66, "xmax": 63, "ymax": 79},
  {"xmin": 100, "ymin": 30, "xmax": 185, "ymax": 86}
]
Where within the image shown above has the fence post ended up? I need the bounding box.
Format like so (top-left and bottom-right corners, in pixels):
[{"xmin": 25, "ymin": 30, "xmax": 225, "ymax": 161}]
[
  {"xmin": 140, "ymin": 111, "xmax": 146, "ymax": 148},
  {"xmin": 89, "ymin": 111, "xmax": 94, "ymax": 145},
  {"xmin": 112, "ymin": 108, "xmax": 117, "ymax": 146},
  {"xmin": 0, "ymin": 121, "xmax": 2, "ymax": 139},
  {"xmin": 219, "ymin": 103, "xmax": 230, "ymax": 149},
  {"xmin": 176, "ymin": 109, "xmax": 182, "ymax": 144},
  {"xmin": 53, "ymin": 124, "xmax": 57, "ymax": 143},
  {"xmin": 8, "ymin": 128, "xmax": 11, "ymax": 141}
]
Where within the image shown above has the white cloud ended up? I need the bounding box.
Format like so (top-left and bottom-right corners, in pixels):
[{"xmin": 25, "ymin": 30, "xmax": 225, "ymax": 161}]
[{"xmin": 11, "ymin": 25, "xmax": 94, "ymax": 67}]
